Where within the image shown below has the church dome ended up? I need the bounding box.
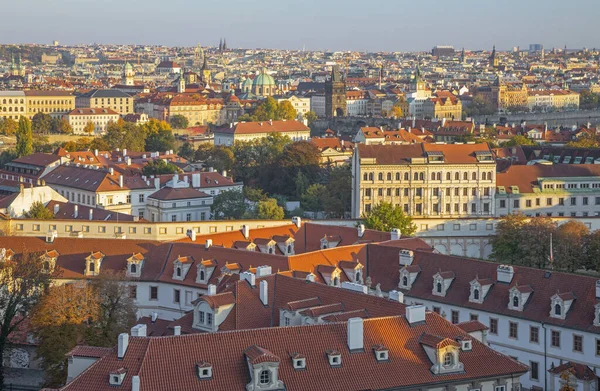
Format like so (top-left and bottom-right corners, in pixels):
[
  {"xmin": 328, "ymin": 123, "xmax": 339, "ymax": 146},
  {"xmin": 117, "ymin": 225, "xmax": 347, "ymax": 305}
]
[
  {"xmin": 252, "ymin": 70, "xmax": 275, "ymax": 87},
  {"xmin": 242, "ymin": 78, "xmax": 253, "ymax": 89}
]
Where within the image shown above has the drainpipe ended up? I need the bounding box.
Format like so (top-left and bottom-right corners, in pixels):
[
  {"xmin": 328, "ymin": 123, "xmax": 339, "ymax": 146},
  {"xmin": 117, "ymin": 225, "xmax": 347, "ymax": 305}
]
[{"xmin": 541, "ymin": 322, "xmax": 547, "ymax": 391}]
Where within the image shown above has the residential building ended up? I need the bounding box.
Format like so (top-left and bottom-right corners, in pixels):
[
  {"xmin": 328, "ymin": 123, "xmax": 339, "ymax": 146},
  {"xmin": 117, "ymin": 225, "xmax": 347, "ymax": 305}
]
[
  {"xmin": 346, "ymin": 90, "xmax": 369, "ymax": 116},
  {"xmin": 496, "ymin": 164, "xmax": 600, "ymax": 217},
  {"xmin": 66, "ymin": 108, "xmax": 120, "ymax": 135},
  {"xmin": 311, "ymin": 136, "xmax": 354, "ymax": 166},
  {"xmin": 351, "ymin": 143, "xmax": 496, "ymax": 218},
  {"xmin": 422, "ymin": 91, "xmax": 463, "ymax": 120},
  {"xmin": 75, "ymin": 89, "xmax": 134, "ymax": 114},
  {"xmin": 527, "ymin": 90, "xmax": 580, "ymax": 111},
  {"xmin": 276, "ymin": 95, "xmax": 310, "ymax": 118},
  {"xmin": 24, "ymin": 90, "xmax": 75, "ymax": 119},
  {"xmin": 0, "ymin": 152, "xmax": 64, "ymax": 185},
  {"xmin": 146, "ymin": 175, "xmax": 212, "ymax": 222},
  {"xmin": 144, "ymin": 94, "xmax": 224, "ymax": 126},
  {"xmin": 213, "ymin": 120, "xmax": 310, "ymax": 146},
  {"xmin": 0, "ymin": 91, "xmax": 26, "ymax": 120}
]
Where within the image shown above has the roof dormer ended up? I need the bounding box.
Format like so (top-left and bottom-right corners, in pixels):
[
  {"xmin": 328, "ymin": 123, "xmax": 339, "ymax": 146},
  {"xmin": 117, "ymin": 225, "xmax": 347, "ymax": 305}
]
[
  {"xmin": 594, "ymin": 302, "xmax": 600, "ymax": 327},
  {"xmin": 338, "ymin": 260, "xmax": 364, "ymax": 284},
  {"xmin": 40, "ymin": 249, "xmax": 59, "ymax": 274},
  {"xmin": 508, "ymin": 285, "xmax": 533, "ymax": 311},
  {"xmin": 192, "ymin": 292, "xmax": 235, "ymax": 332},
  {"xmin": 196, "ymin": 361, "xmax": 213, "ymax": 380},
  {"xmin": 85, "ymin": 251, "xmax": 104, "ymax": 276},
  {"xmin": 173, "ymin": 255, "xmax": 194, "ymax": 280},
  {"xmin": 255, "ymin": 238, "xmax": 277, "ymax": 254},
  {"xmin": 320, "ymin": 235, "xmax": 341, "ymax": 249},
  {"xmin": 109, "ymin": 368, "xmax": 127, "ymax": 386},
  {"xmin": 432, "ymin": 271, "xmax": 455, "ymax": 297},
  {"xmin": 274, "ymin": 235, "xmax": 295, "ymax": 255},
  {"xmin": 290, "ymin": 353, "xmax": 306, "ymax": 370},
  {"xmin": 373, "ymin": 345, "xmax": 390, "ymax": 362},
  {"xmin": 233, "ymin": 241, "xmax": 257, "ymax": 252},
  {"xmin": 244, "ymin": 346, "xmax": 285, "ymax": 391},
  {"xmin": 399, "ymin": 265, "xmax": 421, "ymax": 290},
  {"xmin": 222, "ymin": 262, "xmax": 241, "ymax": 275},
  {"xmin": 126, "ymin": 253, "xmax": 144, "ymax": 278},
  {"xmin": 419, "ymin": 333, "xmax": 464, "ymax": 375},
  {"xmin": 326, "ymin": 349, "xmax": 342, "ymax": 367},
  {"xmin": 469, "ymin": 277, "xmax": 493, "ymax": 304},
  {"xmin": 196, "ymin": 259, "xmax": 217, "ymax": 284},
  {"xmin": 550, "ymin": 292, "xmax": 575, "ymax": 320}
]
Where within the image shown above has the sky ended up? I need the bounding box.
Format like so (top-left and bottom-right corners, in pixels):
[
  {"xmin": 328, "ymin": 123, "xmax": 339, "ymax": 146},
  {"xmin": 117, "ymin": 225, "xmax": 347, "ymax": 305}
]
[{"xmin": 2, "ymin": 0, "xmax": 598, "ymax": 52}]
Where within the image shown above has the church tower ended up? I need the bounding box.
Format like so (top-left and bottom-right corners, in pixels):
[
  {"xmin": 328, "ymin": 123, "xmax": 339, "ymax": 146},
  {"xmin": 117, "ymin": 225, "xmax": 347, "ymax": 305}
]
[
  {"xmin": 489, "ymin": 45, "xmax": 499, "ymax": 68},
  {"xmin": 325, "ymin": 65, "xmax": 347, "ymax": 117},
  {"xmin": 460, "ymin": 47, "xmax": 466, "ymax": 64},
  {"xmin": 122, "ymin": 62, "xmax": 134, "ymax": 86},
  {"xmin": 412, "ymin": 62, "xmax": 426, "ymax": 93},
  {"xmin": 177, "ymin": 69, "xmax": 186, "ymax": 93},
  {"xmin": 201, "ymin": 54, "xmax": 211, "ymax": 86}
]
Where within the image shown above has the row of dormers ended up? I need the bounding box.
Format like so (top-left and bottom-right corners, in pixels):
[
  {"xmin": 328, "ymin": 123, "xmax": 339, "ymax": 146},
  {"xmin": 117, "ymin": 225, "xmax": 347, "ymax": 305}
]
[
  {"xmin": 232, "ymin": 236, "xmax": 295, "ymax": 255},
  {"xmin": 315, "ymin": 259, "xmax": 364, "ymax": 287},
  {"xmin": 399, "ymin": 262, "xmax": 600, "ymax": 326}
]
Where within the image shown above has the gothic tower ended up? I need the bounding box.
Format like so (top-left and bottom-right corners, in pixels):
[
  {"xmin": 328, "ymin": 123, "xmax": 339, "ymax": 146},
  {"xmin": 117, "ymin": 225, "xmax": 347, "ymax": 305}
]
[
  {"xmin": 177, "ymin": 69, "xmax": 186, "ymax": 93},
  {"xmin": 201, "ymin": 55, "xmax": 211, "ymax": 86},
  {"xmin": 489, "ymin": 45, "xmax": 499, "ymax": 68},
  {"xmin": 325, "ymin": 65, "xmax": 347, "ymax": 117},
  {"xmin": 460, "ymin": 47, "xmax": 465, "ymax": 64},
  {"xmin": 122, "ymin": 62, "xmax": 134, "ymax": 86}
]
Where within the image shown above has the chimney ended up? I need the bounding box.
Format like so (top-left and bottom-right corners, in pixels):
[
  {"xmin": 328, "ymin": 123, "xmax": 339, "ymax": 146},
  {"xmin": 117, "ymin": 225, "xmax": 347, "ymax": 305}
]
[
  {"xmin": 53, "ymin": 204, "xmax": 60, "ymax": 215},
  {"xmin": 73, "ymin": 204, "xmax": 79, "ymax": 218},
  {"xmin": 240, "ymin": 271, "xmax": 256, "ymax": 287},
  {"xmin": 292, "ymin": 216, "xmax": 302, "ymax": 228},
  {"xmin": 390, "ymin": 228, "xmax": 401, "ymax": 241},
  {"xmin": 188, "ymin": 230, "xmax": 196, "ymax": 242},
  {"xmin": 388, "ymin": 290, "xmax": 404, "ymax": 303},
  {"xmin": 208, "ymin": 167, "xmax": 214, "ymax": 173},
  {"xmin": 596, "ymin": 280, "xmax": 600, "ymax": 299},
  {"xmin": 122, "ymin": 148, "xmax": 127, "ymax": 157},
  {"xmin": 89, "ymin": 209, "xmax": 93, "ymax": 221},
  {"xmin": 222, "ymin": 170, "xmax": 227, "ymax": 177},
  {"xmin": 154, "ymin": 177, "xmax": 160, "ymax": 190},
  {"xmin": 174, "ymin": 325, "xmax": 181, "ymax": 336},
  {"xmin": 191, "ymin": 173, "xmax": 200, "ymax": 188},
  {"xmin": 259, "ymin": 280, "xmax": 268, "ymax": 306},
  {"xmin": 205, "ymin": 239, "xmax": 212, "ymax": 249},
  {"xmin": 441, "ymin": 117, "xmax": 447, "ymax": 127},
  {"xmin": 131, "ymin": 376, "xmax": 140, "ymax": 391},
  {"xmin": 151, "ymin": 312, "xmax": 158, "ymax": 323},
  {"xmin": 183, "ymin": 176, "xmax": 189, "ymax": 184},
  {"xmin": 117, "ymin": 333, "xmax": 129, "ymax": 359},
  {"xmin": 347, "ymin": 318, "xmax": 364, "ymax": 352},
  {"xmin": 399, "ymin": 250, "xmax": 414, "ymax": 266},
  {"xmin": 406, "ymin": 305, "xmax": 426, "ymax": 325},
  {"xmin": 255, "ymin": 266, "xmax": 272, "ymax": 278},
  {"xmin": 126, "ymin": 157, "xmax": 132, "ymax": 166},
  {"xmin": 306, "ymin": 273, "xmax": 315, "ymax": 283},
  {"xmin": 357, "ymin": 224, "xmax": 365, "ymax": 238},
  {"xmin": 496, "ymin": 265, "xmax": 515, "ymax": 283},
  {"xmin": 412, "ymin": 117, "xmax": 416, "ymax": 128},
  {"xmin": 119, "ymin": 175, "xmax": 124, "ymax": 188},
  {"xmin": 242, "ymin": 224, "xmax": 250, "ymax": 239},
  {"xmin": 207, "ymin": 284, "xmax": 217, "ymax": 295},
  {"xmin": 109, "ymin": 167, "xmax": 114, "ymax": 175},
  {"xmin": 130, "ymin": 324, "xmax": 147, "ymax": 337},
  {"xmin": 173, "ymin": 173, "xmax": 179, "ymax": 184},
  {"xmin": 94, "ymin": 149, "xmax": 98, "ymax": 156},
  {"xmin": 46, "ymin": 230, "xmax": 57, "ymax": 243}
]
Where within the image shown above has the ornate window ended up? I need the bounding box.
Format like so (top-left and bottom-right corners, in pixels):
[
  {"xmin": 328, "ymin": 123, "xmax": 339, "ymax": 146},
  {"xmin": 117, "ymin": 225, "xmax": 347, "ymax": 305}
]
[
  {"xmin": 443, "ymin": 352, "xmax": 454, "ymax": 366},
  {"xmin": 473, "ymin": 289, "xmax": 480, "ymax": 300},
  {"xmin": 259, "ymin": 370, "xmax": 271, "ymax": 385},
  {"xmin": 436, "ymin": 282, "xmax": 442, "ymax": 293},
  {"xmin": 554, "ymin": 303, "xmax": 562, "ymax": 316},
  {"xmin": 513, "ymin": 296, "xmax": 519, "ymax": 308}
]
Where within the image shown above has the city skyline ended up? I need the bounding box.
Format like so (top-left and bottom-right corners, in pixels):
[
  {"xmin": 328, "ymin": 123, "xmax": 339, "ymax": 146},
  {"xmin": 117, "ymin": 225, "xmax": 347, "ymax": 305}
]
[{"xmin": 2, "ymin": 0, "xmax": 598, "ymax": 52}]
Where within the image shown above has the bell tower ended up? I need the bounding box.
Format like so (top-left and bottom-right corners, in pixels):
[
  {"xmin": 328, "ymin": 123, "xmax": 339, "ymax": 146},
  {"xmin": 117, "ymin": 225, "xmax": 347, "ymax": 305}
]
[
  {"xmin": 325, "ymin": 65, "xmax": 347, "ymax": 117},
  {"xmin": 122, "ymin": 62, "xmax": 134, "ymax": 86}
]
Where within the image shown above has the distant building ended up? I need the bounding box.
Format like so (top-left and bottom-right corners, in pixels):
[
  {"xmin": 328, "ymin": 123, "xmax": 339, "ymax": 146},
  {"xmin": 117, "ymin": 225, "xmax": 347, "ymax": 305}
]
[
  {"xmin": 431, "ymin": 45, "xmax": 455, "ymax": 57},
  {"xmin": 146, "ymin": 175, "xmax": 212, "ymax": 222},
  {"xmin": 422, "ymin": 91, "xmax": 462, "ymax": 120},
  {"xmin": 76, "ymin": 89, "xmax": 134, "ymax": 114},
  {"xmin": 325, "ymin": 65, "xmax": 346, "ymax": 117},
  {"xmin": 24, "ymin": 90, "xmax": 75, "ymax": 119},
  {"xmin": 214, "ymin": 120, "xmax": 310, "ymax": 146},
  {"xmin": 276, "ymin": 95, "xmax": 310, "ymax": 118},
  {"xmin": 66, "ymin": 108, "xmax": 120, "ymax": 135},
  {"xmin": 0, "ymin": 91, "xmax": 26, "ymax": 120}
]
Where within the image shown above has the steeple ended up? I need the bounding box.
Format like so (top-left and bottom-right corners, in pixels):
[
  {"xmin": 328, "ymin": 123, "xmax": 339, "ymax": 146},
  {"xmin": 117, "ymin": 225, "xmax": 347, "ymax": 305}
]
[
  {"xmin": 223, "ymin": 38, "xmax": 227, "ymax": 51},
  {"xmin": 219, "ymin": 39, "xmax": 223, "ymax": 52},
  {"xmin": 489, "ymin": 45, "xmax": 498, "ymax": 68},
  {"xmin": 177, "ymin": 68, "xmax": 186, "ymax": 93},
  {"xmin": 461, "ymin": 47, "xmax": 465, "ymax": 64}
]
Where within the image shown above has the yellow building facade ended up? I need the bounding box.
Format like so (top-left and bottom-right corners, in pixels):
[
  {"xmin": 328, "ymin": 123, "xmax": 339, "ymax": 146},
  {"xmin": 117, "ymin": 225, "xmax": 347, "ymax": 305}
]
[{"xmin": 24, "ymin": 91, "xmax": 75, "ymax": 118}]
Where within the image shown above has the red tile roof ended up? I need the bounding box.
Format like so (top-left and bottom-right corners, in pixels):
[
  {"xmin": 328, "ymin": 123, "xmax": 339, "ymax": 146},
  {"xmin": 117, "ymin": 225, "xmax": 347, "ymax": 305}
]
[{"xmin": 216, "ymin": 120, "xmax": 309, "ymax": 135}]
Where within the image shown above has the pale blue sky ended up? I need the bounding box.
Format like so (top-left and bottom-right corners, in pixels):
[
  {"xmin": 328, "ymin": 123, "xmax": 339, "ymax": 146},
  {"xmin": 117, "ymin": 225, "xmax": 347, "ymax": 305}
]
[{"xmin": 2, "ymin": 0, "xmax": 598, "ymax": 52}]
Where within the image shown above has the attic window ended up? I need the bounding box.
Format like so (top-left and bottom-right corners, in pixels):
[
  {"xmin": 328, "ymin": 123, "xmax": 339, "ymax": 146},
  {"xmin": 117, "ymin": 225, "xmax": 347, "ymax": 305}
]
[
  {"xmin": 293, "ymin": 357, "xmax": 306, "ymax": 370},
  {"xmin": 443, "ymin": 352, "xmax": 454, "ymax": 366},
  {"xmin": 373, "ymin": 345, "xmax": 389, "ymax": 362},
  {"xmin": 510, "ymin": 186, "xmax": 519, "ymax": 194},
  {"xmin": 554, "ymin": 303, "xmax": 562, "ymax": 316},
  {"xmin": 498, "ymin": 186, "xmax": 506, "ymax": 195},
  {"xmin": 461, "ymin": 340, "xmax": 472, "ymax": 351},
  {"xmin": 327, "ymin": 350, "xmax": 342, "ymax": 367},
  {"xmin": 196, "ymin": 361, "xmax": 212, "ymax": 380}
]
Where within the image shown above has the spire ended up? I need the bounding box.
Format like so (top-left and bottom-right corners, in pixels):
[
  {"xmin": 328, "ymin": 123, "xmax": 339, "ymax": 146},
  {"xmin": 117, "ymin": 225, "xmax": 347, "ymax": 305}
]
[
  {"xmin": 223, "ymin": 38, "xmax": 227, "ymax": 51},
  {"xmin": 219, "ymin": 38, "xmax": 223, "ymax": 52},
  {"xmin": 202, "ymin": 54, "xmax": 208, "ymax": 71}
]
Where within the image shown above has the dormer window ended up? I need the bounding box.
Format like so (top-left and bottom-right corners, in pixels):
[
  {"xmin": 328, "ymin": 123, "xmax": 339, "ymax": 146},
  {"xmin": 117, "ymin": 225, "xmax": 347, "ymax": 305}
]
[
  {"xmin": 130, "ymin": 263, "xmax": 137, "ymax": 274},
  {"xmin": 176, "ymin": 267, "xmax": 182, "ymax": 277},
  {"xmin": 200, "ymin": 270, "xmax": 205, "ymax": 280},
  {"xmin": 287, "ymin": 244, "xmax": 292, "ymax": 254},
  {"xmin": 550, "ymin": 292, "xmax": 575, "ymax": 320},
  {"xmin": 173, "ymin": 255, "xmax": 193, "ymax": 280},
  {"xmin": 443, "ymin": 352, "xmax": 454, "ymax": 367},
  {"xmin": 108, "ymin": 368, "xmax": 126, "ymax": 386},
  {"xmin": 85, "ymin": 251, "xmax": 104, "ymax": 276},
  {"xmin": 259, "ymin": 370, "xmax": 271, "ymax": 385},
  {"xmin": 293, "ymin": 358, "xmax": 305, "ymax": 369},
  {"xmin": 513, "ymin": 296, "xmax": 519, "ymax": 308},
  {"xmin": 509, "ymin": 285, "xmax": 533, "ymax": 311},
  {"xmin": 402, "ymin": 276, "xmax": 408, "ymax": 287},
  {"xmin": 327, "ymin": 350, "xmax": 342, "ymax": 367},
  {"xmin": 126, "ymin": 253, "xmax": 144, "ymax": 278},
  {"xmin": 196, "ymin": 259, "xmax": 216, "ymax": 284},
  {"xmin": 554, "ymin": 303, "xmax": 562, "ymax": 316},
  {"xmin": 373, "ymin": 345, "xmax": 389, "ymax": 362},
  {"xmin": 432, "ymin": 271, "xmax": 454, "ymax": 297},
  {"xmin": 436, "ymin": 282, "xmax": 442, "ymax": 293},
  {"xmin": 473, "ymin": 289, "xmax": 480, "ymax": 300},
  {"xmin": 196, "ymin": 361, "xmax": 212, "ymax": 380},
  {"xmin": 469, "ymin": 278, "xmax": 492, "ymax": 304}
]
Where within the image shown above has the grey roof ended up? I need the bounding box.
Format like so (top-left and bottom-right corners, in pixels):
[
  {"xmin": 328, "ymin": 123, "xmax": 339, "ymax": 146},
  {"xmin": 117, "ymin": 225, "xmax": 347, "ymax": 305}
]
[
  {"xmin": 0, "ymin": 91, "xmax": 26, "ymax": 97},
  {"xmin": 79, "ymin": 89, "xmax": 132, "ymax": 98}
]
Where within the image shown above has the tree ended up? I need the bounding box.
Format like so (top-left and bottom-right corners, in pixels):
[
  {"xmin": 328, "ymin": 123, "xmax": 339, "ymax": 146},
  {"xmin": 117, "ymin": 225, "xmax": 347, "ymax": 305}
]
[
  {"xmin": 554, "ymin": 220, "xmax": 589, "ymax": 272},
  {"xmin": 211, "ymin": 189, "xmax": 247, "ymax": 219},
  {"xmin": 583, "ymin": 230, "xmax": 600, "ymax": 272},
  {"xmin": 362, "ymin": 202, "xmax": 416, "ymax": 235},
  {"xmin": 294, "ymin": 171, "xmax": 310, "ymax": 198},
  {"xmin": 303, "ymin": 111, "xmax": 317, "ymax": 125},
  {"xmin": 0, "ymin": 249, "xmax": 52, "ymax": 387},
  {"xmin": 169, "ymin": 114, "xmax": 189, "ymax": 129},
  {"xmin": 389, "ymin": 101, "xmax": 404, "ymax": 118},
  {"xmin": 0, "ymin": 118, "xmax": 18, "ymax": 135},
  {"xmin": 142, "ymin": 159, "xmax": 181, "ymax": 176},
  {"xmin": 83, "ymin": 121, "xmax": 95, "ymax": 134},
  {"xmin": 178, "ymin": 142, "xmax": 195, "ymax": 161},
  {"xmin": 252, "ymin": 97, "xmax": 279, "ymax": 121},
  {"xmin": 23, "ymin": 201, "xmax": 54, "ymax": 219},
  {"xmin": 31, "ymin": 284, "xmax": 98, "ymax": 387},
  {"xmin": 269, "ymin": 141, "xmax": 320, "ymax": 195},
  {"xmin": 301, "ymin": 184, "xmax": 327, "ymax": 212},
  {"xmin": 502, "ymin": 135, "xmax": 536, "ymax": 147},
  {"xmin": 194, "ymin": 143, "xmax": 214, "ymax": 162},
  {"xmin": 31, "ymin": 112, "xmax": 52, "ymax": 134},
  {"xmin": 579, "ymin": 90, "xmax": 599, "ymax": 110},
  {"xmin": 256, "ymin": 198, "xmax": 285, "ymax": 220},
  {"xmin": 244, "ymin": 187, "xmax": 268, "ymax": 202},
  {"xmin": 465, "ymin": 94, "xmax": 496, "ymax": 116},
  {"xmin": 15, "ymin": 116, "xmax": 33, "ymax": 157},
  {"xmin": 490, "ymin": 213, "xmax": 527, "ymax": 265},
  {"xmin": 322, "ymin": 165, "xmax": 352, "ymax": 218},
  {"xmin": 145, "ymin": 127, "xmax": 175, "ymax": 152},
  {"xmin": 276, "ymin": 100, "xmax": 297, "ymax": 120},
  {"xmin": 566, "ymin": 133, "xmax": 599, "ymax": 148},
  {"xmin": 51, "ymin": 117, "xmax": 73, "ymax": 134},
  {"xmin": 33, "ymin": 134, "xmax": 52, "ymax": 153},
  {"xmin": 206, "ymin": 146, "xmax": 235, "ymax": 173}
]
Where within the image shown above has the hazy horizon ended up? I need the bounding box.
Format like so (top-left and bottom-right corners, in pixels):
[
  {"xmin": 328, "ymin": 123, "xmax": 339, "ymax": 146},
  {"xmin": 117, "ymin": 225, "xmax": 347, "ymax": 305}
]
[{"xmin": 2, "ymin": 0, "xmax": 598, "ymax": 52}]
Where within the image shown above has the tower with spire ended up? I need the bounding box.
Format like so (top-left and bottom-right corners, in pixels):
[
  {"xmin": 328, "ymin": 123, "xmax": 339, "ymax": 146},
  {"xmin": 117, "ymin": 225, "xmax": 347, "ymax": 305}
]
[
  {"xmin": 201, "ymin": 54, "xmax": 211, "ymax": 86},
  {"xmin": 489, "ymin": 45, "xmax": 499, "ymax": 68},
  {"xmin": 177, "ymin": 68, "xmax": 186, "ymax": 93},
  {"xmin": 222, "ymin": 38, "xmax": 227, "ymax": 51},
  {"xmin": 219, "ymin": 39, "xmax": 223, "ymax": 53},
  {"xmin": 460, "ymin": 47, "xmax": 465, "ymax": 64},
  {"xmin": 325, "ymin": 65, "xmax": 347, "ymax": 117},
  {"xmin": 122, "ymin": 62, "xmax": 134, "ymax": 86}
]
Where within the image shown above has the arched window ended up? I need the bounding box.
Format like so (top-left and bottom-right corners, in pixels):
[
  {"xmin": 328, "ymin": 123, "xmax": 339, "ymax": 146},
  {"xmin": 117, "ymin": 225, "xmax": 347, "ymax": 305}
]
[
  {"xmin": 259, "ymin": 370, "xmax": 271, "ymax": 385},
  {"xmin": 176, "ymin": 267, "xmax": 181, "ymax": 277},
  {"xmin": 200, "ymin": 270, "xmax": 205, "ymax": 280},
  {"xmin": 482, "ymin": 172, "xmax": 487, "ymax": 180},
  {"xmin": 130, "ymin": 263, "xmax": 137, "ymax": 274},
  {"xmin": 463, "ymin": 172, "xmax": 468, "ymax": 180},
  {"xmin": 268, "ymin": 247, "xmax": 274, "ymax": 254},
  {"xmin": 513, "ymin": 295, "xmax": 519, "ymax": 308},
  {"xmin": 443, "ymin": 352, "xmax": 454, "ymax": 366},
  {"xmin": 454, "ymin": 172, "xmax": 460, "ymax": 180},
  {"xmin": 554, "ymin": 303, "xmax": 562, "ymax": 316},
  {"xmin": 472, "ymin": 172, "xmax": 477, "ymax": 180},
  {"xmin": 43, "ymin": 261, "xmax": 50, "ymax": 271},
  {"xmin": 333, "ymin": 276, "xmax": 340, "ymax": 286},
  {"xmin": 414, "ymin": 172, "xmax": 418, "ymax": 180},
  {"xmin": 387, "ymin": 173, "xmax": 392, "ymax": 181},
  {"xmin": 396, "ymin": 173, "xmax": 401, "ymax": 181},
  {"xmin": 431, "ymin": 173, "xmax": 436, "ymax": 180},
  {"xmin": 355, "ymin": 271, "xmax": 362, "ymax": 283},
  {"xmin": 369, "ymin": 173, "xmax": 374, "ymax": 181},
  {"xmin": 404, "ymin": 172, "xmax": 409, "ymax": 181},
  {"xmin": 473, "ymin": 289, "xmax": 480, "ymax": 300},
  {"xmin": 437, "ymin": 173, "xmax": 441, "ymax": 180},
  {"xmin": 436, "ymin": 282, "xmax": 442, "ymax": 293},
  {"xmin": 419, "ymin": 172, "xmax": 424, "ymax": 180},
  {"xmin": 363, "ymin": 173, "xmax": 368, "ymax": 180},
  {"xmin": 446, "ymin": 172, "xmax": 451, "ymax": 181},
  {"xmin": 488, "ymin": 172, "xmax": 493, "ymax": 180},
  {"xmin": 402, "ymin": 276, "xmax": 408, "ymax": 286},
  {"xmin": 378, "ymin": 173, "xmax": 383, "ymax": 180},
  {"xmin": 89, "ymin": 262, "xmax": 95, "ymax": 272},
  {"xmin": 287, "ymin": 244, "xmax": 292, "ymax": 253}
]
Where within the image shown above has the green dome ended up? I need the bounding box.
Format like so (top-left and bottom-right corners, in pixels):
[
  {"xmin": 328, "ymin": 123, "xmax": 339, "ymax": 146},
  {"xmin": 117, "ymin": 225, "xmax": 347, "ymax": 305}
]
[
  {"xmin": 242, "ymin": 78, "xmax": 253, "ymax": 88},
  {"xmin": 252, "ymin": 71, "xmax": 275, "ymax": 87}
]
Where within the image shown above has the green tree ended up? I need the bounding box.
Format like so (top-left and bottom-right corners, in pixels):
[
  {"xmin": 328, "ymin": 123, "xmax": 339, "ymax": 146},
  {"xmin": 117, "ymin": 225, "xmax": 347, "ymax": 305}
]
[
  {"xmin": 362, "ymin": 202, "xmax": 416, "ymax": 235},
  {"xmin": 502, "ymin": 135, "xmax": 536, "ymax": 147},
  {"xmin": 169, "ymin": 114, "xmax": 189, "ymax": 129},
  {"xmin": 256, "ymin": 198, "xmax": 285, "ymax": 220},
  {"xmin": 145, "ymin": 127, "xmax": 175, "ymax": 152},
  {"xmin": 301, "ymin": 184, "xmax": 327, "ymax": 212},
  {"xmin": 15, "ymin": 116, "xmax": 33, "ymax": 157},
  {"xmin": 0, "ymin": 250, "xmax": 52, "ymax": 387},
  {"xmin": 211, "ymin": 189, "xmax": 247, "ymax": 219},
  {"xmin": 579, "ymin": 90, "xmax": 599, "ymax": 110},
  {"xmin": 583, "ymin": 230, "xmax": 600, "ymax": 272},
  {"xmin": 178, "ymin": 142, "xmax": 195, "ymax": 161},
  {"xmin": 194, "ymin": 143, "xmax": 214, "ymax": 161},
  {"xmin": 51, "ymin": 117, "xmax": 73, "ymax": 134},
  {"xmin": 89, "ymin": 137, "xmax": 110, "ymax": 151},
  {"xmin": 322, "ymin": 165, "xmax": 352, "ymax": 218},
  {"xmin": 490, "ymin": 213, "xmax": 527, "ymax": 265},
  {"xmin": 465, "ymin": 94, "xmax": 496, "ymax": 116},
  {"xmin": 276, "ymin": 100, "xmax": 297, "ymax": 120},
  {"xmin": 0, "ymin": 118, "xmax": 18, "ymax": 135},
  {"xmin": 33, "ymin": 134, "xmax": 52, "ymax": 153},
  {"xmin": 566, "ymin": 133, "xmax": 599, "ymax": 148},
  {"xmin": 554, "ymin": 220, "xmax": 589, "ymax": 272},
  {"xmin": 252, "ymin": 96, "xmax": 279, "ymax": 121},
  {"xmin": 303, "ymin": 111, "xmax": 318, "ymax": 125},
  {"xmin": 24, "ymin": 201, "xmax": 54, "ymax": 219},
  {"xmin": 294, "ymin": 171, "xmax": 309, "ymax": 198},
  {"xmin": 32, "ymin": 112, "xmax": 53, "ymax": 134},
  {"xmin": 268, "ymin": 141, "xmax": 320, "ymax": 195},
  {"xmin": 83, "ymin": 121, "xmax": 95, "ymax": 134},
  {"xmin": 0, "ymin": 150, "xmax": 18, "ymax": 168},
  {"xmin": 206, "ymin": 146, "xmax": 235, "ymax": 173},
  {"xmin": 142, "ymin": 159, "xmax": 181, "ymax": 176},
  {"xmin": 244, "ymin": 187, "xmax": 268, "ymax": 202}
]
